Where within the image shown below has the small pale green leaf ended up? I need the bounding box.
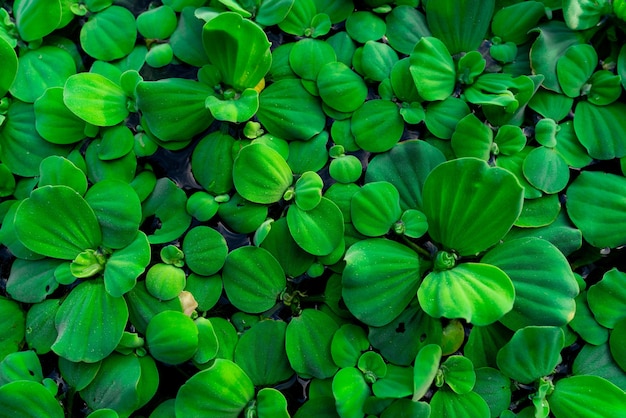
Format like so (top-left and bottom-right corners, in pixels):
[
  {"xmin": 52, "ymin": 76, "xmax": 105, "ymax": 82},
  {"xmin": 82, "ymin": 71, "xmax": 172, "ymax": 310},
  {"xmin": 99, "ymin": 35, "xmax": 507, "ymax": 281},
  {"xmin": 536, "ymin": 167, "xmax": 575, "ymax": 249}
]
[
  {"xmin": 63, "ymin": 73, "xmax": 128, "ymax": 127},
  {"xmin": 332, "ymin": 367, "xmax": 370, "ymax": 418},
  {"xmin": 418, "ymin": 263, "xmax": 515, "ymax": 326}
]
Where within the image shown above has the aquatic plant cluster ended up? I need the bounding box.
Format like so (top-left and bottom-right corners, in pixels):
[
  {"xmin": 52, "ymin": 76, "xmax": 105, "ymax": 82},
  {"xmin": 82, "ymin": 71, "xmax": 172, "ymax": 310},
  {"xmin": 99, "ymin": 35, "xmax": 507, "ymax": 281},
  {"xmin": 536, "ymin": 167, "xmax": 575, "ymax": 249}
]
[{"xmin": 0, "ymin": 0, "xmax": 626, "ymax": 416}]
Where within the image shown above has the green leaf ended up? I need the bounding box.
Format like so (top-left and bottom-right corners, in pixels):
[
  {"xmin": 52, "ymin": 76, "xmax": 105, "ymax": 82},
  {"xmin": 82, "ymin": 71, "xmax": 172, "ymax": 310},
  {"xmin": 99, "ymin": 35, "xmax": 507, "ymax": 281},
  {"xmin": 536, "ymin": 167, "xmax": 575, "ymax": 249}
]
[
  {"xmin": 80, "ymin": 6, "xmax": 137, "ymax": 61},
  {"xmin": 257, "ymin": 78, "xmax": 326, "ymax": 141},
  {"xmin": 496, "ymin": 326, "xmax": 564, "ymax": 383},
  {"xmin": 0, "ymin": 380, "xmax": 64, "ymax": 418},
  {"xmin": 418, "ymin": 263, "xmax": 515, "ymax": 326},
  {"xmin": 331, "ymin": 324, "xmax": 370, "ymax": 368},
  {"xmin": 136, "ymin": 78, "xmax": 214, "ymax": 143},
  {"xmin": 366, "ymin": 140, "xmax": 445, "ymax": 211},
  {"xmin": 63, "ymin": 73, "xmax": 128, "ymax": 127},
  {"xmin": 15, "ymin": 185, "xmax": 101, "ymax": 259},
  {"xmin": 317, "ymin": 61, "xmax": 367, "ymax": 113},
  {"xmin": 549, "ymin": 376, "xmax": 626, "ymax": 418},
  {"xmin": 14, "ymin": 0, "xmax": 62, "ymax": 42},
  {"xmin": 362, "ymin": 41, "xmax": 398, "ymax": 82},
  {"xmin": 482, "ymin": 237, "xmax": 578, "ymax": 330},
  {"xmin": 34, "ymin": 87, "xmax": 87, "ymax": 145},
  {"xmin": 426, "ymin": 0, "xmax": 494, "ymax": 54},
  {"xmin": 529, "ymin": 21, "xmax": 585, "ymax": 93},
  {"xmin": 6, "ymin": 258, "xmax": 62, "ymax": 304},
  {"xmin": 285, "ymin": 309, "xmax": 339, "ymax": 379},
  {"xmin": 0, "ymin": 36, "xmax": 17, "ymax": 97},
  {"xmin": 136, "ymin": 5, "xmax": 177, "ymax": 39},
  {"xmin": 0, "ymin": 297, "xmax": 26, "ymax": 361},
  {"xmin": 413, "ymin": 344, "xmax": 441, "ymax": 400},
  {"xmin": 259, "ymin": 217, "xmax": 314, "ymax": 277},
  {"xmin": 430, "ymin": 389, "xmax": 490, "ymax": 418},
  {"xmin": 286, "ymin": 197, "xmax": 344, "ymax": 256},
  {"xmin": 332, "ymin": 367, "xmax": 370, "ymax": 418},
  {"xmin": 567, "ymin": 171, "xmax": 626, "ymax": 248},
  {"xmin": 587, "ymin": 69, "xmax": 622, "ymax": 106},
  {"xmin": 423, "ymin": 158, "xmax": 523, "ymax": 256},
  {"xmin": 351, "ymin": 182, "xmax": 402, "ymax": 237},
  {"xmin": 473, "ymin": 367, "xmax": 512, "ymax": 417},
  {"xmin": 556, "ymin": 44, "xmax": 597, "ymax": 98},
  {"xmin": 85, "ymin": 179, "xmax": 141, "ymax": 249},
  {"xmin": 104, "ymin": 231, "xmax": 151, "ymax": 298},
  {"xmin": 569, "ymin": 291, "xmax": 610, "ymax": 345},
  {"xmin": 79, "ymin": 353, "xmax": 143, "ymax": 416},
  {"xmin": 222, "ymin": 246, "xmax": 286, "ymax": 313},
  {"xmin": 38, "ymin": 155, "xmax": 87, "ymax": 195},
  {"xmin": 440, "ymin": 356, "xmax": 476, "ymax": 395},
  {"xmin": 451, "ymin": 113, "xmax": 493, "ymax": 161},
  {"xmin": 10, "ymin": 46, "xmax": 76, "ymax": 103},
  {"xmin": 234, "ymin": 320, "xmax": 293, "ymax": 386},
  {"xmin": 491, "ymin": 1, "xmax": 546, "ymax": 44},
  {"xmin": 190, "ymin": 131, "xmax": 234, "ymax": 195},
  {"xmin": 609, "ymin": 318, "xmax": 626, "ymax": 373},
  {"xmin": 424, "ymin": 97, "xmax": 471, "ymax": 139},
  {"xmin": 351, "ymin": 99, "xmax": 404, "ymax": 153},
  {"xmin": 409, "ymin": 37, "xmax": 455, "ymax": 101},
  {"xmin": 563, "ymin": 0, "xmax": 612, "ymax": 30},
  {"xmin": 345, "ymin": 11, "xmax": 385, "ymax": 43},
  {"xmin": 146, "ymin": 311, "xmax": 198, "ymax": 364},
  {"xmin": 203, "ymin": 12, "xmax": 271, "ymax": 90},
  {"xmin": 182, "ymin": 226, "xmax": 228, "ymax": 277},
  {"xmin": 573, "ymin": 343, "xmax": 626, "ymax": 390},
  {"xmin": 342, "ymin": 239, "xmax": 420, "ymax": 327},
  {"xmin": 176, "ymin": 359, "xmax": 254, "ymax": 417},
  {"xmin": 528, "ymin": 89, "xmax": 574, "ymax": 122},
  {"xmin": 574, "ymin": 101, "xmax": 626, "ymax": 160},
  {"xmin": 522, "ymin": 147, "xmax": 570, "ymax": 194},
  {"xmin": 289, "ymin": 38, "xmax": 336, "ymax": 81},
  {"xmin": 385, "ymin": 5, "xmax": 430, "ymax": 55},
  {"xmin": 233, "ymin": 143, "xmax": 292, "ymax": 204},
  {"xmin": 141, "ymin": 178, "xmax": 191, "ymax": 245},
  {"xmin": 52, "ymin": 280, "xmax": 128, "ymax": 363},
  {"xmin": 257, "ymin": 388, "xmax": 290, "ymax": 418},
  {"xmin": 205, "ymin": 88, "xmax": 259, "ymax": 123},
  {"xmin": 587, "ymin": 268, "xmax": 626, "ymax": 329}
]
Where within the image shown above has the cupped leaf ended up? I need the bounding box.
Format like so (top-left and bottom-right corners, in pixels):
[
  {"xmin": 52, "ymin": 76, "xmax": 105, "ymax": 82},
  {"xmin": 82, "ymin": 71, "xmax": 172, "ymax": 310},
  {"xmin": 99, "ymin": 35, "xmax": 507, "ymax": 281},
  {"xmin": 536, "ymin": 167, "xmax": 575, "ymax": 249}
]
[
  {"xmin": 422, "ymin": 158, "xmax": 523, "ymax": 256},
  {"xmin": 556, "ymin": 44, "xmax": 597, "ymax": 98},
  {"xmin": 294, "ymin": 171, "xmax": 323, "ymax": 211},
  {"xmin": 342, "ymin": 238, "xmax": 420, "ymax": 327},
  {"xmin": 203, "ymin": 12, "xmax": 271, "ymax": 90},
  {"xmin": 440, "ymin": 356, "xmax": 476, "ymax": 395},
  {"xmin": 496, "ymin": 326, "xmax": 564, "ymax": 384},
  {"xmin": 38, "ymin": 155, "xmax": 87, "ymax": 195},
  {"xmin": 146, "ymin": 311, "xmax": 198, "ymax": 365},
  {"xmin": 573, "ymin": 101, "xmax": 626, "ymax": 160},
  {"xmin": 205, "ymin": 88, "xmax": 259, "ymax": 123},
  {"xmin": 566, "ymin": 171, "xmax": 626, "ymax": 248},
  {"xmin": 587, "ymin": 268, "xmax": 626, "ymax": 329},
  {"xmin": 451, "ymin": 113, "xmax": 493, "ymax": 161},
  {"xmin": 331, "ymin": 324, "xmax": 370, "ymax": 368},
  {"xmin": 84, "ymin": 179, "xmax": 142, "ymax": 249},
  {"xmin": 426, "ymin": 0, "xmax": 494, "ymax": 54},
  {"xmin": 491, "ymin": 1, "xmax": 546, "ymax": 45},
  {"xmin": 522, "ymin": 147, "xmax": 570, "ymax": 194},
  {"xmin": 285, "ymin": 309, "xmax": 339, "ymax": 379},
  {"xmin": 135, "ymin": 78, "xmax": 214, "ymax": 142},
  {"xmin": 482, "ymin": 237, "xmax": 578, "ymax": 330},
  {"xmin": 15, "ymin": 185, "xmax": 102, "ymax": 260},
  {"xmin": 317, "ymin": 61, "xmax": 367, "ymax": 113},
  {"xmin": 351, "ymin": 181, "xmax": 402, "ymax": 237},
  {"xmin": 413, "ymin": 344, "xmax": 442, "ymax": 400},
  {"xmin": 104, "ymin": 231, "xmax": 151, "ymax": 298},
  {"xmin": 0, "ymin": 380, "xmax": 64, "ymax": 418},
  {"xmin": 351, "ymin": 99, "xmax": 404, "ymax": 153},
  {"xmin": 222, "ymin": 246, "xmax": 286, "ymax": 313},
  {"xmin": 286, "ymin": 197, "xmax": 344, "ymax": 256},
  {"xmin": 52, "ymin": 280, "xmax": 128, "ymax": 363},
  {"xmin": 233, "ymin": 143, "xmax": 292, "ymax": 204},
  {"xmin": 190, "ymin": 131, "xmax": 235, "ymax": 195},
  {"xmin": 63, "ymin": 73, "xmax": 128, "ymax": 127},
  {"xmin": 257, "ymin": 78, "xmax": 326, "ymax": 141},
  {"xmin": 332, "ymin": 367, "xmax": 370, "ymax": 418},
  {"xmin": 418, "ymin": 263, "xmax": 515, "ymax": 326},
  {"xmin": 175, "ymin": 359, "xmax": 254, "ymax": 417},
  {"xmin": 80, "ymin": 6, "xmax": 137, "ymax": 61},
  {"xmin": 549, "ymin": 376, "xmax": 626, "ymax": 418},
  {"xmin": 182, "ymin": 226, "xmax": 228, "ymax": 277},
  {"xmin": 409, "ymin": 37, "xmax": 455, "ymax": 101}
]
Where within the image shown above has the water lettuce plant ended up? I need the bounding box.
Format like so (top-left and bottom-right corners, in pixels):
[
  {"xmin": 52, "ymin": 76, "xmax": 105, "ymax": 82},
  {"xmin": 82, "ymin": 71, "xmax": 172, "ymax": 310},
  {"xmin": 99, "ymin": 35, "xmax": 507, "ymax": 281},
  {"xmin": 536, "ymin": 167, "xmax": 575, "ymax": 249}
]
[{"xmin": 1, "ymin": 0, "xmax": 626, "ymax": 416}]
